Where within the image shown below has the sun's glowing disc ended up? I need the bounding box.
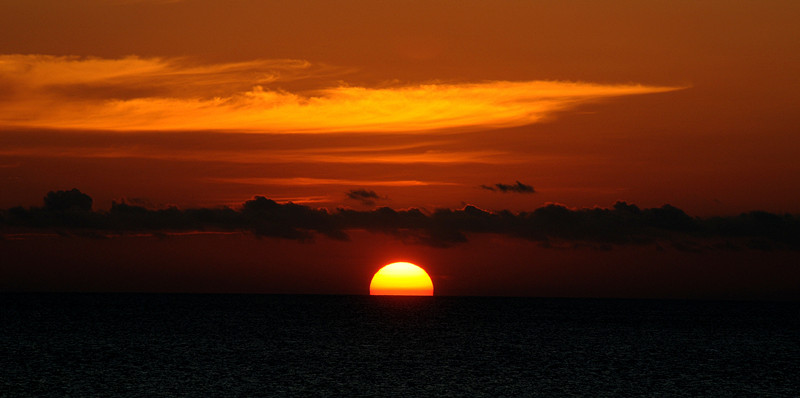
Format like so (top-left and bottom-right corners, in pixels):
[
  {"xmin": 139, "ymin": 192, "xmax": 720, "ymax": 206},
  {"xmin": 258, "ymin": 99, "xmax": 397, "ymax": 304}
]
[{"xmin": 369, "ymin": 262, "xmax": 434, "ymax": 296}]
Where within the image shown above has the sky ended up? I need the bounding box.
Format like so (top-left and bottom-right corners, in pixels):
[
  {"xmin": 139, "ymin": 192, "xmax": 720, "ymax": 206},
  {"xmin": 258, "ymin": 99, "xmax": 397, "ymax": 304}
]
[{"xmin": 1, "ymin": 0, "xmax": 799, "ymax": 298}]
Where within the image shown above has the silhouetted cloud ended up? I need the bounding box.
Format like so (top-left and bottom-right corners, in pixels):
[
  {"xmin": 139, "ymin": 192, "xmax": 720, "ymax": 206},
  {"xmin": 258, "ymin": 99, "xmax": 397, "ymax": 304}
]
[
  {"xmin": 481, "ymin": 181, "xmax": 535, "ymax": 193},
  {"xmin": 345, "ymin": 189, "xmax": 382, "ymax": 206},
  {"xmin": 2, "ymin": 190, "xmax": 798, "ymax": 250},
  {"xmin": 44, "ymin": 189, "xmax": 93, "ymax": 212}
]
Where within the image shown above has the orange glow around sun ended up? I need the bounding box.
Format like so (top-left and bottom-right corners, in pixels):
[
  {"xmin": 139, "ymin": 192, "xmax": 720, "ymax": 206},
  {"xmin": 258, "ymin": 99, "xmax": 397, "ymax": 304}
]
[{"xmin": 369, "ymin": 262, "xmax": 434, "ymax": 296}]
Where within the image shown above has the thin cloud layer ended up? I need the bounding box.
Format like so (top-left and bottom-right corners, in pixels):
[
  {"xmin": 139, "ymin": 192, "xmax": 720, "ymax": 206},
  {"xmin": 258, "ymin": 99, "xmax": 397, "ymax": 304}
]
[
  {"xmin": 0, "ymin": 143, "xmax": 513, "ymax": 165},
  {"xmin": 210, "ymin": 177, "xmax": 458, "ymax": 187},
  {"xmin": 3, "ymin": 189, "xmax": 798, "ymax": 251},
  {"xmin": 0, "ymin": 54, "xmax": 683, "ymax": 133}
]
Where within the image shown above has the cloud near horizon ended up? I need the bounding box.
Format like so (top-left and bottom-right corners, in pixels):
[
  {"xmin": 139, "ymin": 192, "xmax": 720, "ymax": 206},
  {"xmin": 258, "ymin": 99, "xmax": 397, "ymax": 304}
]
[
  {"xmin": 2, "ymin": 189, "xmax": 798, "ymax": 251},
  {"xmin": 346, "ymin": 189, "xmax": 383, "ymax": 206},
  {"xmin": 481, "ymin": 181, "xmax": 536, "ymax": 193},
  {"xmin": 0, "ymin": 54, "xmax": 683, "ymax": 133},
  {"xmin": 209, "ymin": 177, "xmax": 459, "ymax": 187}
]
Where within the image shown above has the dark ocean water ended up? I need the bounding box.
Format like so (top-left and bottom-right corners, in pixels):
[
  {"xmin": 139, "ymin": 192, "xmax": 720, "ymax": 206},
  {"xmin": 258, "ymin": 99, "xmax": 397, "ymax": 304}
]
[{"xmin": 2, "ymin": 294, "xmax": 799, "ymax": 397}]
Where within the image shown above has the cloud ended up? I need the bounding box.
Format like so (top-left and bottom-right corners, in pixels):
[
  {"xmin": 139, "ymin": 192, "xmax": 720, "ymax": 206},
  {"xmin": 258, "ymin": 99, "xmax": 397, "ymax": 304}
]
[
  {"xmin": 481, "ymin": 181, "xmax": 535, "ymax": 193},
  {"xmin": 3, "ymin": 190, "xmax": 798, "ymax": 250},
  {"xmin": 0, "ymin": 144, "xmax": 513, "ymax": 165},
  {"xmin": 43, "ymin": 189, "xmax": 93, "ymax": 212},
  {"xmin": 0, "ymin": 54, "xmax": 684, "ymax": 133},
  {"xmin": 209, "ymin": 177, "xmax": 458, "ymax": 187},
  {"xmin": 345, "ymin": 189, "xmax": 383, "ymax": 206}
]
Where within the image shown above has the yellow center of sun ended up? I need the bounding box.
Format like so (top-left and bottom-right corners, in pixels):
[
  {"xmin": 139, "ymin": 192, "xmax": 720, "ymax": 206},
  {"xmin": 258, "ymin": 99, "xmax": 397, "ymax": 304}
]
[{"xmin": 369, "ymin": 262, "xmax": 434, "ymax": 296}]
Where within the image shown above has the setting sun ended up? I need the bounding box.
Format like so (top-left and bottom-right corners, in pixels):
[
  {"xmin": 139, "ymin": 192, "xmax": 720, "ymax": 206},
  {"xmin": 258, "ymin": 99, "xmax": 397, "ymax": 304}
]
[{"xmin": 369, "ymin": 262, "xmax": 434, "ymax": 296}]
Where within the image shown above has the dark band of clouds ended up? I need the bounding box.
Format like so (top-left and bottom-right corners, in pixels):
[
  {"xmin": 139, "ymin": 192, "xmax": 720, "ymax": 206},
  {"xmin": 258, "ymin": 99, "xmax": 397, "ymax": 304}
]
[{"xmin": 2, "ymin": 189, "xmax": 798, "ymax": 251}]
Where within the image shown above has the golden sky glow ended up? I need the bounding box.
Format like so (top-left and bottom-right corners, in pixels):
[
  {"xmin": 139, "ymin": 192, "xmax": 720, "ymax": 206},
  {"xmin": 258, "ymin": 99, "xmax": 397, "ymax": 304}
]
[
  {"xmin": 1, "ymin": 0, "xmax": 800, "ymax": 300},
  {"xmin": 0, "ymin": 143, "xmax": 513, "ymax": 165},
  {"xmin": 0, "ymin": 55, "xmax": 680, "ymax": 132},
  {"xmin": 0, "ymin": 0, "xmax": 799, "ymax": 216},
  {"xmin": 369, "ymin": 262, "xmax": 434, "ymax": 296},
  {"xmin": 213, "ymin": 177, "xmax": 459, "ymax": 187}
]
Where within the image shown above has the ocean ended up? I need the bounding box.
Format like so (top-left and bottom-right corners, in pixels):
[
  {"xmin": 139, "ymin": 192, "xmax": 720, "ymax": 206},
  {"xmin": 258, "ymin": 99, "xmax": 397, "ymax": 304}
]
[{"xmin": 2, "ymin": 294, "xmax": 799, "ymax": 396}]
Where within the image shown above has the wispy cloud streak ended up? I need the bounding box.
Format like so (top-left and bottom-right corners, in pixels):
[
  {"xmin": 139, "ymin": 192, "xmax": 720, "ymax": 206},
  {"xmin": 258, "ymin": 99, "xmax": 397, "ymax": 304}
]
[
  {"xmin": 0, "ymin": 145, "xmax": 513, "ymax": 164},
  {"xmin": 0, "ymin": 55, "xmax": 683, "ymax": 133},
  {"xmin": 209, "ymin": 177, "xmax": 458, "ymax": 187}
]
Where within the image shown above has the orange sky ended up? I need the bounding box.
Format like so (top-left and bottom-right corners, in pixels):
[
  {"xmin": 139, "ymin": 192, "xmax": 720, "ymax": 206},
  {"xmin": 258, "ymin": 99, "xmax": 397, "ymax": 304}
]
[
  {"xmin": 1, "ymin": 1, "xmax": 799, "ymax": 297},
  {"xmin": 1, "ymin": 0, "xmax": 799, "ymax": 215}
]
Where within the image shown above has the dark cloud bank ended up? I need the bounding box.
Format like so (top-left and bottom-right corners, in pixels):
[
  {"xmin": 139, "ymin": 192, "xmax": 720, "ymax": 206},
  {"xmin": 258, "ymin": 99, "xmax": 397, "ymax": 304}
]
[{"xmin": 2, "ymin": 189, "xmax": 799, "ymax": 251}]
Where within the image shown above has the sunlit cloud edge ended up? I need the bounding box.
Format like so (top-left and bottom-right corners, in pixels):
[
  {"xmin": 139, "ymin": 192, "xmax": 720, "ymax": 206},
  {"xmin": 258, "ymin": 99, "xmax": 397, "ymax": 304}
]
[{"xmin": 0, "ymin": 54, "xmax": 687, "ymax": 134}]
